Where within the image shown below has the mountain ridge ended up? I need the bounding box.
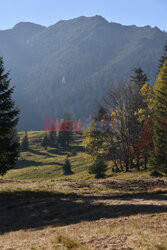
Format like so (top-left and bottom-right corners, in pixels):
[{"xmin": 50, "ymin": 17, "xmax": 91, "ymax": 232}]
[
  {"xmin": 0, "ymin": 15, "xmax": 166, "ymax": 130},
  {"xmin": 1, "ymin": 15, "xmax": 166, "ymax": 33}
]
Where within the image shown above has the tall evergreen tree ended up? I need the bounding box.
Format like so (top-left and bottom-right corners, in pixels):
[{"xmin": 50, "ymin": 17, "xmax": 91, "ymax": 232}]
[
  {"xmin": 58, "ymin": 122, "xmax": 73, "ymax": 148},
  {"xmin": 129, "ymin": 68, "xmax": 149, "ymax": 170},
  {"xmin": 131, "ymin": 67, "xmax": 149, "ymax": 89},
  {"xmin": 41, "ymin": 133, "xmax": 49, "ymax": 150},
  {"xmin": 21, "ymin": 131, "xmax": 29, "ymax": 151},
  {"xmin": 58, "ymin": 113, "xmax": 74, "ymax": 149},
  {"xmin": 151, "ymin": 60, "xmax": 167, "ymax": 172},
  {"xmin": 48, "ymin": 127, "xmax": 57, "ymax": 147},
  {"xmin": 159, "ymin": 41, "xmax": 167, "ymax": 70},
  {"xmin": 84, "ymin": 107, "xmax": 107, "ymax": 161},
  {"xmin": 0, "ymin": 57, "xmax": 20, "ymax": 175}
]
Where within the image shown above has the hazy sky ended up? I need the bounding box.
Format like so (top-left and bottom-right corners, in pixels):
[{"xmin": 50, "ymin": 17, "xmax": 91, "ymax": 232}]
[{"xmin": 0, "ymin": 0, "xmax": 166, "ymax": 31}]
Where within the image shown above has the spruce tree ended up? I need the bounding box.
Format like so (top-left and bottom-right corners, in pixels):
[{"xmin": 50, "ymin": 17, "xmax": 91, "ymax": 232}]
[
  {"xmin": 89, "ymin": 156, "xmax": 107, "ymax": 179},
  {"xmin": 41, "ymin": 133, "xmax": 49, "ymax": 150},
  {"xmin": 58, "ymin": 122, "xmax": 73, "ymax": 149},
  {"xmin": 48, "ymin": 128, "xmax": 57, "ymax": 147},
  {"xmin": 63, "ymin": 156, "xmax": 73, "ymax": 175},
  {"xmin": 0, "ymin": 57, "xmax": 20, "ymax": 175},
  {"xmin": 159, "ymin": 41, "xmax": 167, "ymax": 70},
  {"xmin": 131, "ymin": 67, "xmax": 149, "ymax": 89},
  {"xmin": 130, "ymin": 68, "xmax": 149, "ymax": 170},
  {"xmin": 21, "ymin": 131, "xmax": 29, "ymax": 151},
  {"xmin": 151, "ymin": 60, "xmax": 167, "ymax": 172}
]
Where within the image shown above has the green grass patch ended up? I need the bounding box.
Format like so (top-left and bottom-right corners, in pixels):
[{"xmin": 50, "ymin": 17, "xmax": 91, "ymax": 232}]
[{"xmin": 2, "ymin": 131, "xmax": 166, "ymax": 183}]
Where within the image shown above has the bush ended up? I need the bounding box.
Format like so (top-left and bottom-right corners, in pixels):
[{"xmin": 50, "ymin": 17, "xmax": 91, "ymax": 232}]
[{"xmin": 56, "ymin": 234, "xmax": 80, "ymax": 249}]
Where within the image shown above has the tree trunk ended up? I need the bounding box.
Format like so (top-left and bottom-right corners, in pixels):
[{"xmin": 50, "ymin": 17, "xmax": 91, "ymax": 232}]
[
  {"xmin": 136, "ymin": 154, "xmax": 140, "ymax": 171},
  {"xmin": 125, "ymin": 160, "xmax": 129, "ymax": 172},
  {"xmin": 144, "ymin": 154, "xmax": 147, "ymax": 169}
]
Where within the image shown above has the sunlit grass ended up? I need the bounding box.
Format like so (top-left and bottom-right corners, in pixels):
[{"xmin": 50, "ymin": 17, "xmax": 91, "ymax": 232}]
[{"xmin": 2, "ymin": 131, "xmax": 166, "ymax": 182}]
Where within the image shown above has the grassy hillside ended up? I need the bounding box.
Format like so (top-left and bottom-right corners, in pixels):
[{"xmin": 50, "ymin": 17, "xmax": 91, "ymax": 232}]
[
  {"xmin": 0, "ymin": 131, "xmax": 167, "ymax": 249},
  {"xmin": 4, "ymin": 131, "xmax": 91, "ymax": 181},
  {"xmin": 3, "ymin": 131, "xmax": 157, "ymax": 182}
]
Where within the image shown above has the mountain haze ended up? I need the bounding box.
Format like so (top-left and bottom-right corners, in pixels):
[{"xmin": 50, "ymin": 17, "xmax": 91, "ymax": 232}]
[{"xmin": 0, "ymin": 15, "xmax": 167, "ymax": 130}]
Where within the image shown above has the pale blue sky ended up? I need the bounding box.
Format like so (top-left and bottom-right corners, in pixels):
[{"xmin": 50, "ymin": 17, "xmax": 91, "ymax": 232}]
[{"xmin": 0, "ymin": 0, "xmax": 166, "ymax": 31}]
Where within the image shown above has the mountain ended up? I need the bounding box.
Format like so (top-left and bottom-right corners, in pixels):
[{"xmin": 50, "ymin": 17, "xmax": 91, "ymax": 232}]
[{"xmin": 0, "ymin": 16, "xmax": 167, "ymax": 130}]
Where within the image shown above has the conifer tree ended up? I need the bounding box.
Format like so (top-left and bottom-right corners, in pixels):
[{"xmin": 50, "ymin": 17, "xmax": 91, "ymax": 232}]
[
  {"xmin": 131, "ymin": 67, "xmax": 149, "ymax": 89},
  {"xmin": 129, "ymin": 68, "xmax": 149, "ymax": 170},
  {"xmin": 159, "ymin": 41, "xmax": 167, "ymax": 69},
  {"xmin": 58, "ymin": 122, "xmax": 73, "ymax": 148},
  {"xmin": 63, "ymin": 156, "xmax": 73, "ymax": 175},
  {"xmin": 89, "ymin": 155, "xmax": 107, "ymax": 179},
  {"xmin": 0, "ymin": 57, "xmax": 20, "ymax": 175},
  {"xmin": 151, "ymin": 60, "xmax": 167, "ymax": 172},
  {"xmin": 58, "ymin": 113, "xmax": 74, "ymax": 149},
  {"xmin": 48, "ymin": 127, "xmax": 57, "ymax": 147},
  {"xmin": 21, "ymin": 131, "xmax": 29, "ymax": 151},
  {"xmin": 84, "ymin": 107, "xmax": 107, "ymax": 161},
  {"xmin": 84, "ymin": 107, "xmax": 109, "ymax": 176},
  {"xmin": 41, "ymin": 133, "xmax": 49, "ymax": 150}
]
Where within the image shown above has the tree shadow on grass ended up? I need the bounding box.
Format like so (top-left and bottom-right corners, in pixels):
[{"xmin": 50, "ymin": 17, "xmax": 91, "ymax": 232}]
[
  {"xmin": 48, "ymin": 148, "xmax": 67, "ymax": 156},
  {"xmin": 0, "ymin": 190, "xmax": 167, "ymax": 234},
  {"xmin": 70, "ymin": 145, "xmax": 85, "ymax": 153},
  {"xmin": 15, "ymin": 159, "xmax": 63, "ymax": 169},
  {"xmin": 48, "ymin": 143, "xmax": 85, "ymax": 155},
  {"xmin": 28, "ymin": 149, "xmax": 52, "ymax": 157},
  {"xmin": 16, "ymin": 159, "xmax": 44, "ymax": 169},
  {"xmin": 25, "ymin": 144, "xmax": 84, "ymax": 158}
]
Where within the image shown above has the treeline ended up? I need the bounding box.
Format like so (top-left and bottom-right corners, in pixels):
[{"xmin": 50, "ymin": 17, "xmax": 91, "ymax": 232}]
[
  {"xmin": 85, "ymin": 43, "xmax": 167, "ymax": 178},
  {"xmin": 20, "ymin": 127, "xmax": 74, "ymax": 152},
  {"xmin": 20, "ymin": 126, "xmax": 75, "ymax": 176}
]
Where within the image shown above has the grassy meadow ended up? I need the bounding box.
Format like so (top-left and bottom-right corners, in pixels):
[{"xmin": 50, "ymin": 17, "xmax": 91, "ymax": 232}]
[
  {"xmin": 4, "ymin": 131, "xmax": 91, "ymax": 182},
  {"xmin": 4, "ymin": 131, "xmax": 156, "ymax": 182},
  {"xmin": 0, "ymin": 131, "xmax": 167, "ymax": 250}
]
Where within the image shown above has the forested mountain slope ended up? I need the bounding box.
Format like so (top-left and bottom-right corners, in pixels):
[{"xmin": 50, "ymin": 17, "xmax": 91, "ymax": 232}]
[{"xmin": 0, "ymin": 16, "xmax": 166, "ymax": 130}]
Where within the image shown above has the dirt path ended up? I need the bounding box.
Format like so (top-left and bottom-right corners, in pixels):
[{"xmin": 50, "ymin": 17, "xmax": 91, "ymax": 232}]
[{"xmin": 66, "ymin": 178, "xmax": 167, "ymax": 193}]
